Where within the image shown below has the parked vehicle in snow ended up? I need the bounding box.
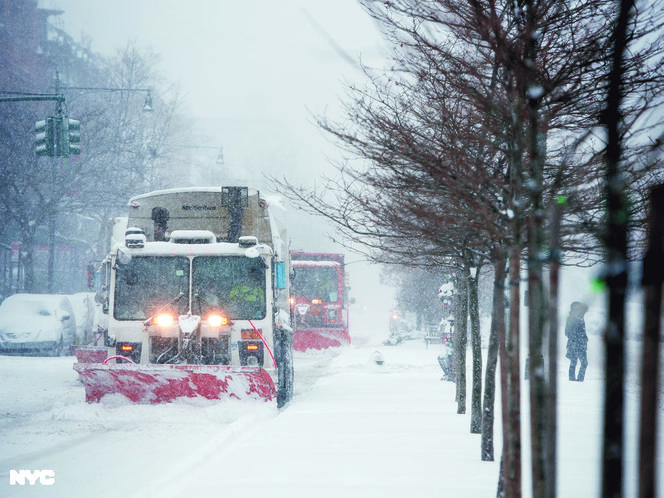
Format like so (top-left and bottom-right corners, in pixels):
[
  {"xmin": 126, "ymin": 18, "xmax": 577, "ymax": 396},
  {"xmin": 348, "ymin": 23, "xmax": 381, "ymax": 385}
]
[
  {"xmin": 68, "ymin": 292, "xmax": 96, "ymax": 345},
  {"xmin": 0, "ymin": 293, "xmax": 77, "ymax": 356},
  {"xmin": 290, "ymin": 251, "xmax": 351, "ymax": 351},
  {"xmin": 384, "ymin": 310, "xmax": 418, "ymax": 345},
  {"xmin": 73, "ymin": 186, "xmax": 294, "ymax": 407}
]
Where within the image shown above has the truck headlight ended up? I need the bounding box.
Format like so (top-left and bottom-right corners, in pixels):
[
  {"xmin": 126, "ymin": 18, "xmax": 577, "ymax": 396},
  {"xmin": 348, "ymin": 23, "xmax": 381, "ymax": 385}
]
[
  {"xmin": 153, "ymin": 313, "xmax": 175, "ymax": 327},
  {"xmin": 206, "ymin": 313, "xmax": 228, "ymax": 327}
]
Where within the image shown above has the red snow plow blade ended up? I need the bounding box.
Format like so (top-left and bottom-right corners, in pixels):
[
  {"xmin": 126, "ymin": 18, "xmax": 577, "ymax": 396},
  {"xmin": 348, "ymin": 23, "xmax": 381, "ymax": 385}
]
[
  {"xmin": 293, "ymin": 328, "xmax": 351, "ymax": 352},
  {"xmin": 73, "ymin": 362, "xmax": 276, "ymax": 403},
  {"xmin": 71, "ymin": 345, "xmax": 109, "ymax": 363}
]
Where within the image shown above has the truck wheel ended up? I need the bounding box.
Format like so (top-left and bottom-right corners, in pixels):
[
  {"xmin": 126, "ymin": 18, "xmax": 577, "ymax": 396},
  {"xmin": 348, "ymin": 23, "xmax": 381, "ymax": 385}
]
[
  {"xmin": 277, "ymin": 355, "xmax": 294, "ymax": 408},
  {"xmin": 275, "ymin": 328, "xmax": 294, "ymax": 408},
  {"xmin": 277, "ymin": 358, "xmax": 293, "ymax": 408}
]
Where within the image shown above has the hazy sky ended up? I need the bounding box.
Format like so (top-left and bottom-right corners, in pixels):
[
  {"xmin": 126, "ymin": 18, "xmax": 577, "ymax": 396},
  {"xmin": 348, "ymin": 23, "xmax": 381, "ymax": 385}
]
[
  {"xmin": 45, "ymin": 1, "xmax": 397, "ymax": 318},
  {"xmin": 49, "ymin": 1, "xmax": 386, "ymax": 119},
  {"xmin": 44, "ymin": 1, "xmax": 397, "ymax": 318},
  {"xmin": 48, "ymin": 0, "xmax": 388, "ymax": 207}
]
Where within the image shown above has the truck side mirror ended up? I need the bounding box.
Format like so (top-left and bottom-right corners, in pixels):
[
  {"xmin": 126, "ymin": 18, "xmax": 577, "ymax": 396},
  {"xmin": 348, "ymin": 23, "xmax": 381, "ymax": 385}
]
[{"xmin": 275, "ymin": 261, "xmax": 287, "ymax": 290}]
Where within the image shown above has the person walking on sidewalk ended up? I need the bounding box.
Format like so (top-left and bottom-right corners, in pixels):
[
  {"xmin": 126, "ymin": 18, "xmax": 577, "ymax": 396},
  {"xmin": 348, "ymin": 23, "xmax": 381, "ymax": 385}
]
[{"xmin": 565, "ymin": 301, "xmax": 589, "ymax": 381}]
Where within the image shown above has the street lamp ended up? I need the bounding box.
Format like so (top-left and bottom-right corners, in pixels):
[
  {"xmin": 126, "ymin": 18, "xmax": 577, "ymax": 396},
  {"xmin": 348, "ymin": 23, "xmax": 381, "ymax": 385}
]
[{"xmin": 142, "ymin": 90, "xmax": 153, "ymax": 112}]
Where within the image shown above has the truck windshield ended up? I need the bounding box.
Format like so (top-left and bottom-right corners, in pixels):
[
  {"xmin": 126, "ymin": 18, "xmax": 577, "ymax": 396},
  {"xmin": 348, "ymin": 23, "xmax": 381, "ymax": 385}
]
[
  {"xmin": 114, "ymin": 256, "xmax": 190, "ymax": 320},
  {"xmin": 292, "ymin": 266, "xmax": 339, "ymax": 303},
  {"xmin": 192, "ymin": 256, "xmax": 266, "ymax": 320}
]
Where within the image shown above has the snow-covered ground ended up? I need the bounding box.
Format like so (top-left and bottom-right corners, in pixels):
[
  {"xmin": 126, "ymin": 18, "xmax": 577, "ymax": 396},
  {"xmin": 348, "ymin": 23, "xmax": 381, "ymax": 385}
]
[{"xmin": 0, "ymin": 322, "xmax": 662, "ymax": 497}]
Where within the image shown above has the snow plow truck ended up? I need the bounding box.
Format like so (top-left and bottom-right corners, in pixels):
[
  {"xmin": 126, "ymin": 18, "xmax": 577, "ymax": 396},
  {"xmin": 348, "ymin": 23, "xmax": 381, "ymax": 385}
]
[
  {"xmin": 73, "ymin": 186, "xmax": 294, "ymax": 407},
  {"xmin": 290, "ymin": 251, "xmax": 351, "ymax": 351}
]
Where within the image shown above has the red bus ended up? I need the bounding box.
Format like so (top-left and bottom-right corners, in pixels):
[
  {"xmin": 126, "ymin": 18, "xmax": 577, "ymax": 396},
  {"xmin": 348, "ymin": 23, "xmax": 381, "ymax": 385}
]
[{"xmin": 289, "ymin": 251, "xmax": 351, "ymax": 351}]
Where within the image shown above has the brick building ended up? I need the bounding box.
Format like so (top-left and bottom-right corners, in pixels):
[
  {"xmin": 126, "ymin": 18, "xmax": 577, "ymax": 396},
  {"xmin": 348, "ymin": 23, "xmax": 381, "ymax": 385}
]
[{"xmin": 0, "ymin": 0, "xmax": 101, "ymax": 295}]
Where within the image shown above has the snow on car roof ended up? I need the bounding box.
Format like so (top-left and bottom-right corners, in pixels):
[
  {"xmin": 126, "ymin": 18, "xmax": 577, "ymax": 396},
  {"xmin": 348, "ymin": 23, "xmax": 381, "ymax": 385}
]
[{"xmin": 1, "ymin": 293, "xmax": 69, "ymax": 308}]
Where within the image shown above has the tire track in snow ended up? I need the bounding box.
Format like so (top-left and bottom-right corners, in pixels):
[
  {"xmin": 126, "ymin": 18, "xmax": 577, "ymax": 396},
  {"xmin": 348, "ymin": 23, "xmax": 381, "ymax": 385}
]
[
  {"xmin": 133, "ymin": 349, "xmax": 343, "ymax": 497},
  {"xmin": 132, "ymin": 405, "xmax": 277, "ymax": 498},
  {"xmin": 0, "ymin": 424, "xmax": 123, "ymax": 471}
]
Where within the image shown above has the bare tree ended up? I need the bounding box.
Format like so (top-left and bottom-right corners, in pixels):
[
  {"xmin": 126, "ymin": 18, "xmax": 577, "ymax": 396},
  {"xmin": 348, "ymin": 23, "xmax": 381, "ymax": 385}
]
[
  {"xmin": 601, "ymin": 1, "xmax": 632, "ymax": 496},
  {"xmin": 275, "ymin": 2, "xmax": 664, "ymax": 498},
  {"xmin": 0, "ymin": 42, "xmax": 187, "ymax": 291},
  {"xmin": 61, "ymin": 42, "xmax": 188, "ymax": 260}
]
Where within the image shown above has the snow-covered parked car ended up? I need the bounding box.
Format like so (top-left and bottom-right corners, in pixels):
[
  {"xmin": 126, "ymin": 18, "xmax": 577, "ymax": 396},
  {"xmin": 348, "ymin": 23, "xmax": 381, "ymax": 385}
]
[
  {"xmin": 0, "ymin": 294, "xmax": 77, "ymax": 356},
  {"xmin": 68, "ymin": 292, "xmax": 96, "ymax": 344}
]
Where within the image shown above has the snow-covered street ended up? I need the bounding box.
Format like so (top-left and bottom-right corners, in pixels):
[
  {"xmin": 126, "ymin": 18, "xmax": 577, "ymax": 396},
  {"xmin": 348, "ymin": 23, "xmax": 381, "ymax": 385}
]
[{"xmin": 0, "ymin": 327, "xmax": 662, "ymax": 497}]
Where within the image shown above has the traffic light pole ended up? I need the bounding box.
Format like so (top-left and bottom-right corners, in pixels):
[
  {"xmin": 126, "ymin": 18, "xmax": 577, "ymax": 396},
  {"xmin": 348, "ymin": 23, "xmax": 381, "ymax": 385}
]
[
  {"xmin": 0, "ymin": 94, "xmax": 65, "ymax": 104},
  {"xmin": 3, "ymin": 76, "xmax": 146, "ymax": 291}
]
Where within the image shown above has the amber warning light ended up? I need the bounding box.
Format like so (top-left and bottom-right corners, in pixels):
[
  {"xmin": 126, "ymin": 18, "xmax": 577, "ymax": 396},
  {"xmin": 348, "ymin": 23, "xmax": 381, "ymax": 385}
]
[{"xmin": 207, "ymin": 314, "xmax": 228, "ymax": 327}]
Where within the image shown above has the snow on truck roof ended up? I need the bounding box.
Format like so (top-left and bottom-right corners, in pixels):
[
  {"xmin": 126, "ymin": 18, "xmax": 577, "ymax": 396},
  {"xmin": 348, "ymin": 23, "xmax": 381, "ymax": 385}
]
[
  {"xmin": 123, "ymin": 186, "xmax": 277, "ymax": 249},
  {"xmin": 128, "ymin": 186, "xmax": 259, "ymax": 204},
  {"xmin": 119, "ymin": 240, "xmax": 273, "ymax": 257}
]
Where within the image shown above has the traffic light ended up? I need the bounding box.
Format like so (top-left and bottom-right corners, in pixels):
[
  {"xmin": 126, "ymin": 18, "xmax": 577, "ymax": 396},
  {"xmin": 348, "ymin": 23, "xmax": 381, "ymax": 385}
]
[
  {"xmin": 35, "ymin": 118, "xmax": 55, "ymax": 157},
  {"xmin": 36, "ymin": 116, "xmax": 81, "ymax": 157},
  {"xmin": 52, "ymin": 116, "xmax": 81, "ymax": 157},
  {"xmin": 53, "ymin": 116, "xmax": 65, "ymax": 157},
  {"xmin": 66, "ymin": 118, "xmax": 81, "ymax": 155}
]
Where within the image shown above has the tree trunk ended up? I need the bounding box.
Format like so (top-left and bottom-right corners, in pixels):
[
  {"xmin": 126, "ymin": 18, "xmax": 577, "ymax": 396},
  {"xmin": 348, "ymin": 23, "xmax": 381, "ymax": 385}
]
[
  {"xmin": 638, "ymin": 184, "xmax": 664, "ymax": 498},
  {"xmin": 499, "ymin": 248, "xmax": 523, "ymax": 497},
  {"xmin": 20, "ymin": 224, "xmax": 36, "ymax": 293},
  {"xmin": 523, "ymin": 1, "xmax": 547, "ymax": 495},
  {"xmin": 47, "ymin": 208, "xmax": 56, "ymax": 293},
  {"xmin": 469, "ymin": 264, "xmax": 483, "ymax": 434},
  {"xmin": 546, "ymin": 201, "xmax": 562, "ymax": 498},
  {"xmin": 497, "ymin": 454, "xmax": 505, "ymax": 498},
  {"xmin": 526, "ymin": 118, "xmax": 548, "ymax": 498},
  {"xmin": 601, "ymin": 1, "xmax": 632, "ymax": 496},
  {"xmin": 455, "ymin": 268, "xmax": 468, "ymax": 414},
  {"xmin": 482, "ymin": 249, "xmax": 506, "ymax": 461},
  {"xmin": 506, "ymin": 248, "xmax": 522, "ymax": 498}
]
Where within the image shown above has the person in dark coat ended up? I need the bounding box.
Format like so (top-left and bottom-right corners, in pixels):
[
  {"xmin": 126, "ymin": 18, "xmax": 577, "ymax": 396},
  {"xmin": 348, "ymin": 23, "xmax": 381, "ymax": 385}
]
[{"xmin": 565, "ymin": 301, "xmax": 589, "ymax": 381}]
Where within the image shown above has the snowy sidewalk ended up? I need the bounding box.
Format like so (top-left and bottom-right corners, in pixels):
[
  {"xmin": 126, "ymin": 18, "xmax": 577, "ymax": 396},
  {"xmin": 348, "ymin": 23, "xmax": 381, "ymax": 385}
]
[
  {"xmin": 152, "ymin": 343, "xmax": 500, "ymax": 498},
  {"xmin": 4, "ymin": 336, "xmax": 654, "ymax": 497}
]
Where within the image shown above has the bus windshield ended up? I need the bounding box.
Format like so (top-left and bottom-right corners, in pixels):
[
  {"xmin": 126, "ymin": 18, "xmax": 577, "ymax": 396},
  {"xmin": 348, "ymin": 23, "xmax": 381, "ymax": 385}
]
[
  {"xmin": 192, "ymin": 256, "xmax": 266, "ymax": 320},
  {"xmin": 114, "ymin": 256, "xmax": 190, "ymax": 320},
  {"xmin": 292, "ymin": 266, "xmax": 339, "ymax": 303}
]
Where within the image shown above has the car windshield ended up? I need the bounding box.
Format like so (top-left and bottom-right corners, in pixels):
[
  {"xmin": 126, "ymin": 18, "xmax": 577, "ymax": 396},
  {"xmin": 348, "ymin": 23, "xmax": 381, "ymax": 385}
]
[
  {"xmin": 192, "ymin": 256, "xmax": 266, "ymax": 320},
  {"xmin": 114, "ymin": 256, "xmax": 189, "ymax": 320},
  {"xmin": 292, "ymin": 266, "xmax": 339, "ymax": 303}
]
